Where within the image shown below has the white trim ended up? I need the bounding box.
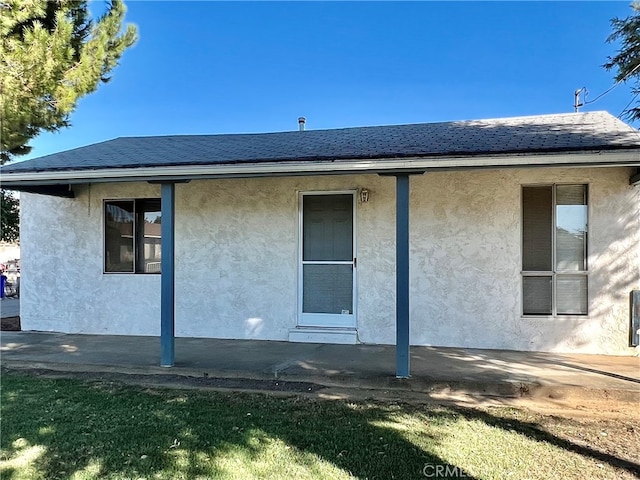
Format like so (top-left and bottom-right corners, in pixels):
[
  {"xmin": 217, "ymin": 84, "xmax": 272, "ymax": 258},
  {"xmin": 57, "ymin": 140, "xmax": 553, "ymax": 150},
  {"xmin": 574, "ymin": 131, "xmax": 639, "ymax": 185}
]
[
  {"xmin": 297, "ymin": 190, "xmax": 357, "ymax": 329},
  {"xmin": 288, "ymin": 327, "xmax": 358, "ymax": 344},
  {"xmin": 520, "ymin": 315, "xmax": 591, "ymax": 322},
  {"xmin": 298, "ymin": 313, "xmax": 356, "ymax": 328},
  {"xmin": 520, "ymin": 183, "xmax": 589, "ymax": 317},
  {"xmin": 3, "ymin": 150, "xmax": 640, "ymax": 186}
]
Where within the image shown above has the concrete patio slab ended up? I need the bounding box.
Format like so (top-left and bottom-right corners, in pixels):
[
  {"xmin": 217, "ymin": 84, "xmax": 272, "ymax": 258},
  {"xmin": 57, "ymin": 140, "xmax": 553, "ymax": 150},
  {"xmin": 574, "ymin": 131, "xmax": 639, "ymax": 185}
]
[
  {"xmin": 2, "ymin": 332, "xmax": 639, "ymax": 408},
  {"xmin": 0, "ymin": 297, "xmax": 20, "ymax": 318}
]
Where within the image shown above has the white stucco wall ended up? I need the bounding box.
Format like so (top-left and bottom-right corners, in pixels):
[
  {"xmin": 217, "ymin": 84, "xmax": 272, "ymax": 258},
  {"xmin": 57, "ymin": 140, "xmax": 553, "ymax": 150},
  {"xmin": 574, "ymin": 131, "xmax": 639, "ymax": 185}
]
[
  {"xmin": 20, "ymin": 166, "xmax": 640, "ymax": 355},
  {"xmin": 408, "ymin": 168, "xmax": 639, "ymax": 355},
  {"xmin": 21, "ymin": 182, "xmax": 162, "ymax": 335}
]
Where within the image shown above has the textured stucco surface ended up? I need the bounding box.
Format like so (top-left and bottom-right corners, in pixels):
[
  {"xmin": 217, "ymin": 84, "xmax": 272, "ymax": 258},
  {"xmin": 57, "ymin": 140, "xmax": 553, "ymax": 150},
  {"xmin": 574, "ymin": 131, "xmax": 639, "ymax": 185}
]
[
  {"xmin": 20, "ymin": 167, "xmax": 639, "ymax": 355},
  {"xmin": 21, "ymin": 182, "xmax": 162, "ymax": 335},
  {"xmin": 408, "ymin": 168, "xmax": 639, "ymax": 355}
]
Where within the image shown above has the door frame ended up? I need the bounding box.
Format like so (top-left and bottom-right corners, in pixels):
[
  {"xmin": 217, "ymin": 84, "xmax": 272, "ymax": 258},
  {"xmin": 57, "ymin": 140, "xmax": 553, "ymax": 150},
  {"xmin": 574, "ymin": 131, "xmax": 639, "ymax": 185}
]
[{"xmin": 297, "ymin": 190, "xmax": 357, "ymax": 328}]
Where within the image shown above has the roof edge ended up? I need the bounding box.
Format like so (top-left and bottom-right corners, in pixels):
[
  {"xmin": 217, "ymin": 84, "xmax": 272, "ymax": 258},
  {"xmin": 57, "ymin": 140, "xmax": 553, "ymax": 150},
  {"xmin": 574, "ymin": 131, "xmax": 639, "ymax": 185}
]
[{"xmin": 2, "ymin": 150, "xmax": 639, "ymax": 188}]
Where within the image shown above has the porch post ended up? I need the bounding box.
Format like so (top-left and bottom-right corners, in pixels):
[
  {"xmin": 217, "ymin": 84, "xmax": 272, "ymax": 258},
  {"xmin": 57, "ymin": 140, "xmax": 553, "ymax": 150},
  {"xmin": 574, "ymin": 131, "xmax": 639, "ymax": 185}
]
[
  {"xmin": 160, "ymin": 182, "xmax": 176, "ymax": 367},
  {"xmin": 395, "ymin": 174, "xmax": 410, "ymax": 378}
]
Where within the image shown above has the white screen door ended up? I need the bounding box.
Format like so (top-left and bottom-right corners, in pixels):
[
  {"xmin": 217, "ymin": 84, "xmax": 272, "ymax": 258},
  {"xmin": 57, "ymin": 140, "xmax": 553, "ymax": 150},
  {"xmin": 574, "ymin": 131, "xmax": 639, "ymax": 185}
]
[{"xmin": 299, "ymin": 192, "xmax": 356, "ymax": 328}]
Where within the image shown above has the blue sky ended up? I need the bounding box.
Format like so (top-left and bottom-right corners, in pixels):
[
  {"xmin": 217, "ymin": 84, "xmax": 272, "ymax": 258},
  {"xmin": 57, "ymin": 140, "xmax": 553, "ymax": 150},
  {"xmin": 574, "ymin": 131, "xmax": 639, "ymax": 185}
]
[{"xmin": 20, "ymin": 1, "xmax": 639, "ymax": 161}]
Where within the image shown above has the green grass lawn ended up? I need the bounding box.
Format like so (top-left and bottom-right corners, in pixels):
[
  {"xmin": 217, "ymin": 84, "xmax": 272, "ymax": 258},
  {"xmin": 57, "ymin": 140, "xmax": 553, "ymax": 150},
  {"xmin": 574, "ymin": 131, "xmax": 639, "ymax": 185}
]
[{"xmin": 1, "ymin": 370, "xmax": 638, "ymax": 480}]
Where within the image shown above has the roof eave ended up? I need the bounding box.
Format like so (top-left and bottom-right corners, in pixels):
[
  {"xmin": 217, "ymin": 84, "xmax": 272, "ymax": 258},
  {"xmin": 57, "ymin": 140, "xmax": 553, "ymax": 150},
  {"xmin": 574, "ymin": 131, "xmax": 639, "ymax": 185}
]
[{"xmin": 2, "ymin": 149, "xmax": 640, "ymax": 188}]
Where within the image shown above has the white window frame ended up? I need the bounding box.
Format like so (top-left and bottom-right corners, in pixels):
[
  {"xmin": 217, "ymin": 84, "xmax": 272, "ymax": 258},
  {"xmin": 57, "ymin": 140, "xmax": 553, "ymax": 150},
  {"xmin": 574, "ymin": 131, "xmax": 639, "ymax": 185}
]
[
  {"xmin": 103, "ymin": 198, "xmax": 162, "ymax": 275},
  {"xmin": 297, "ymin": 190, "xmax": 358, "ymax": 328},
  {"xmin": 521, "ymin": 183, "xmax": 589, "ymax": 317}
]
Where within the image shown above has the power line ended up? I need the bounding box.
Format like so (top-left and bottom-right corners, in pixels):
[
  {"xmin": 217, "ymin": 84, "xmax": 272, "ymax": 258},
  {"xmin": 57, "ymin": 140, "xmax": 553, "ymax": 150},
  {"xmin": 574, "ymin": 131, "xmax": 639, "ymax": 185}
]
[
  {"xmin": 575, "ymin": 62, "xmax": 640, "ymax": 111},
  {"xmin": 583, "ymin": 83, "xmax": 619, "ymax": 105},
  {"xmin": 618, "ymin": 92, "xmax": 640, "ymax": 118},
  {"xmin": 588, "ymin": 62, "xmax": 640, "ymax": 104}
]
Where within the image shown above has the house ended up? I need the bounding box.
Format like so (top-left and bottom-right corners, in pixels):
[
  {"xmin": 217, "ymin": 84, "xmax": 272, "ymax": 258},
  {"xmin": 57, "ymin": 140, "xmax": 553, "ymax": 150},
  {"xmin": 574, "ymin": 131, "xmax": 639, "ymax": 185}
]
[{"xmin": 2, "ymin": 111, "xmax": 639, "ymax": 375}]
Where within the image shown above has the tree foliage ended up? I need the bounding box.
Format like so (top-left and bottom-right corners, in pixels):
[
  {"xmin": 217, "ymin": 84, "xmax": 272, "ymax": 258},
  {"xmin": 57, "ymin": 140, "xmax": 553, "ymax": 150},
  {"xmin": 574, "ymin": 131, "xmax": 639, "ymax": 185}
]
[
  {"xmin": 605, "ymin": 2, "xmax": 640, "ymax": 121},
  {"xmin": 0, "ymin": 0, "xmax": 138, "ymax": 161},
  {"xmin": 0, "ymin": 191, "xmax": 19, "ymax": 243},
  {"xmin": 0, "ymin": 0, "xmax": 137, "ymax": 242}
]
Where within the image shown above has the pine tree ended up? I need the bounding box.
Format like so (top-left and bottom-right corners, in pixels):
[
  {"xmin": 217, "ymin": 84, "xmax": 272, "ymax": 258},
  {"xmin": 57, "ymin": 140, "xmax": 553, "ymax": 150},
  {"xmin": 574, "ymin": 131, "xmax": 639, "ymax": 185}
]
[
  {"xmin": 605, "ymin": 2, "xmax": 640, "ymax": 121},
  {"xmin": 0, "ymin": 0, "xmax": 138, "ymax": 162},
  {"xmin": 0, "ymin": 0, "xmax": 137, "ymax": 242}
]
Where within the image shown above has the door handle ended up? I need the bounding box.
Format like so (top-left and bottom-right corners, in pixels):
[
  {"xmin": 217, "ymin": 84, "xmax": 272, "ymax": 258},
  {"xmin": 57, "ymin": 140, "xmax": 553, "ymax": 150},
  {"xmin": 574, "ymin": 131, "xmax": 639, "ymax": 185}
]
[{"xmin": 353, "ymin": 257, "xmax": 357, "ymax": 268}]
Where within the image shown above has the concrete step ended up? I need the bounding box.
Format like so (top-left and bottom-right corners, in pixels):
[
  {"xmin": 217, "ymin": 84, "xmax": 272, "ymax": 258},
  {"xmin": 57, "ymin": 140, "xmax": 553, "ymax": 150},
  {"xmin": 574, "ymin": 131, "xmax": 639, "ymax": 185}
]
[{"xmin": 288, "ymin": 327, "xmax": 357, "ymax": 345}]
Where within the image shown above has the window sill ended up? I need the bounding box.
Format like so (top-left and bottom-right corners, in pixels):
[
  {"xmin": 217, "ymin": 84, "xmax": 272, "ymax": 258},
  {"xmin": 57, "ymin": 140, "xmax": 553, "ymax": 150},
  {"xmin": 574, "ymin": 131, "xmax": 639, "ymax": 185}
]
[
  {"xmin": 521, "ymin": 315, "xmax": 589, "ymax": 321},
  {"xmin": 103, "ymin": 272, "xmax": 161, "ymax": 275}
]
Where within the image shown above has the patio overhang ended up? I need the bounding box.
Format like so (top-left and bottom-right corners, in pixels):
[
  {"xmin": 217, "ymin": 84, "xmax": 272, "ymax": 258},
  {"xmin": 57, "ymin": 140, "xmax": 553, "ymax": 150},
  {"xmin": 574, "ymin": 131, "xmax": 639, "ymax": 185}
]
[
  {"xmin": 7, "ymin": 184, "xmax": 75, "ymax": 198},
  {"xmin": 2, "ymin": 149, "xmax": 640, "ymax": 193}
]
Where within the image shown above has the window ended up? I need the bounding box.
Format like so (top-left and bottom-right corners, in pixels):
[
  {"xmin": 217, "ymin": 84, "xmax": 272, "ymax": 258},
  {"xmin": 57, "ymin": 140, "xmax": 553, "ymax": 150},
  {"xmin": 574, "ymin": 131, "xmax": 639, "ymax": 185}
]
[
  {"xmin": 105, "ymin": 199, "xmax": 161, "ymax": 273},
  {"xmin": 522, "ymin": 185, "xmax": 588, "ymax": 315}
]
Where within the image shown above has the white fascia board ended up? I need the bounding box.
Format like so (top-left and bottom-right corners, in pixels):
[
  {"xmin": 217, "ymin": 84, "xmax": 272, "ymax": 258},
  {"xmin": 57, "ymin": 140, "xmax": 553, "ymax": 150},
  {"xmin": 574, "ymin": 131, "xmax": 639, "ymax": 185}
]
[{"xmin": 2, "ymin": 150, "xmax": 640, "ymax": 186}]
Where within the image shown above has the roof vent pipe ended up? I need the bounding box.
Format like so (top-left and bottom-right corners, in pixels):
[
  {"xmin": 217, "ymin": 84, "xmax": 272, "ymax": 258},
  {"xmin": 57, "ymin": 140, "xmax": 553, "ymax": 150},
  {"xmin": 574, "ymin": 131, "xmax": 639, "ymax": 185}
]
[{"xmin": 298, "ymin": 117, "xmax": 306, "ymax": 131}]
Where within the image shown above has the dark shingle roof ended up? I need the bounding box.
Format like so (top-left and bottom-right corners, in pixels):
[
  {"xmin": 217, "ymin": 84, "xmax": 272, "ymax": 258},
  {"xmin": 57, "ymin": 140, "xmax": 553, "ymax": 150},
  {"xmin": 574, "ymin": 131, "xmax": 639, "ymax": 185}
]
[{"xmin": 3, "ymin": 111, "xmax": 640, "ymax": 174}]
